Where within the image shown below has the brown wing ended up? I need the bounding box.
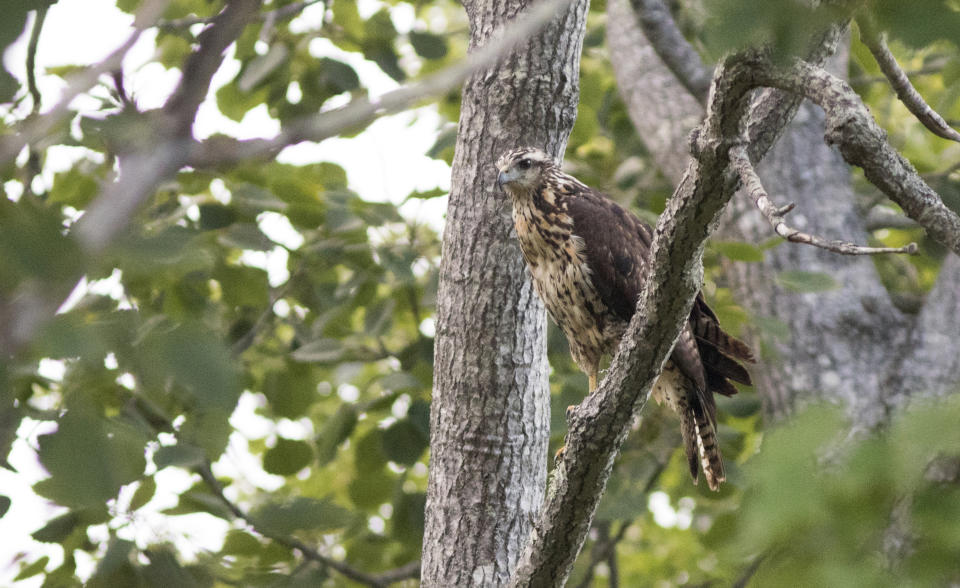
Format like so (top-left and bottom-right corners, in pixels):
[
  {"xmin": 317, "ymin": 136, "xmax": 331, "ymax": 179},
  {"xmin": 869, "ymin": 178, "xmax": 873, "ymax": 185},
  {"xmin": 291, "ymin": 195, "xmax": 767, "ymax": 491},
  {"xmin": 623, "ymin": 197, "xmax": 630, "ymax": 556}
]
[
  {"xmin": 566, "ymin": 189, "xmax": 651, "ymax": 320},
  {"xmin": 566, "ymin": 187, "xmax": 753, "ymax": 407},
  {"xmin": 566, "ymin": 189, "xmax": 707, "ymax": 391}
]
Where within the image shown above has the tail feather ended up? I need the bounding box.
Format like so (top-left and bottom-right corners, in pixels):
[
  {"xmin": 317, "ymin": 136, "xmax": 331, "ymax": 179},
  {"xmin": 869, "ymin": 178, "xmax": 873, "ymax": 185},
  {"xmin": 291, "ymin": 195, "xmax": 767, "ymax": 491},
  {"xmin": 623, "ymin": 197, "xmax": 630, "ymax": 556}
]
[
  {"xmin": 692, "ymin": 404, "xmax": 724, "ymax": 491},
  {"xmin": 699, "ymin": 343, "xmax": 753, "ymax": 386},
  {"xmin": 679, "ymin": 396, "xmax": 725, "ymax": 491}
]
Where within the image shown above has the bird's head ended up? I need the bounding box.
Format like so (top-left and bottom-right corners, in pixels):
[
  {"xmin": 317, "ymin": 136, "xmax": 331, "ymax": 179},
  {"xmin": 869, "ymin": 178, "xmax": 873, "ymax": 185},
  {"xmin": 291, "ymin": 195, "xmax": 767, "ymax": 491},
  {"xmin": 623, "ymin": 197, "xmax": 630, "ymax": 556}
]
[{"xmin": 495, "ymin": 147, "xmax": 554, "ymax": 193}]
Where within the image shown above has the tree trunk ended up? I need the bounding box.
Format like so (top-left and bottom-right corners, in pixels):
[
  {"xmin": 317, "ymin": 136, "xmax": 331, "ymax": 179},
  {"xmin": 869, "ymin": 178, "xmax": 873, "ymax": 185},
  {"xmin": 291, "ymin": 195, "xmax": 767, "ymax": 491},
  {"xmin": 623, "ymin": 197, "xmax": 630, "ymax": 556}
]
[
  {"xmin": 607, "ymin": 0, "xmax": 960, "ymax": 428},
  {"xmin": 422, "ymin": 1, "xmax": 589, "ymax": 585}
]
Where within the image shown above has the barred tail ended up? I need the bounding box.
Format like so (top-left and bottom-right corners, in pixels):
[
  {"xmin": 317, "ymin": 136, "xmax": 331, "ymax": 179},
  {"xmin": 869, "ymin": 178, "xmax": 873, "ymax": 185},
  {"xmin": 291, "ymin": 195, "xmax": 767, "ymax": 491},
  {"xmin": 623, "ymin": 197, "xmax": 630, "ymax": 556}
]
[{"xmin": 680, "ymin": 401, "xmax": 725, "ymax": 492}]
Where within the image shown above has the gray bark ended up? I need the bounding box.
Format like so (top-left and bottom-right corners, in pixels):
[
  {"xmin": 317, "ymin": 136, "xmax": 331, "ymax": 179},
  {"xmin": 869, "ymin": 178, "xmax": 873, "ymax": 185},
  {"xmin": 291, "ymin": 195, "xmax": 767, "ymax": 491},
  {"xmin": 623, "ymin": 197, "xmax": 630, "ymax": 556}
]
[
  {"xmin": 607, "ymin": 0, "xmax": 960, "ymax": 427},
  {"xmin": 422, "ymin": 0, "xmax": 589, "ymax": 585}
]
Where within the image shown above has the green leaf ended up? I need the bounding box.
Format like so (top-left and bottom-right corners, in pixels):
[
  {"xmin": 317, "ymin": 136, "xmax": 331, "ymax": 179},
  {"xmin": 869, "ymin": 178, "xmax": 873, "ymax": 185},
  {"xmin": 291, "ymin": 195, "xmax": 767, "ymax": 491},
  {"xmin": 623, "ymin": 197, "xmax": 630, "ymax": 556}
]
[
  {"xmin": 216, "ymin": 264, "xmax": 270, "ymax": 308},
  {"xmin": 0, "ymin": 495, "xmax": 10, "ymax": 518},
  {"xmin": 390, "ymin": 492, "xmax": 426, "ymax": 544},
  {"xmin": 252, "ymin": 497, "xmax": 354, "ymax": 535},
  {"xmin": 217, "ymin": 223, "xmax": 277, "ymax": 251},
  {"xmin": 263, "ymin": 438, "xmax": 314, "ymax": 476},
  {"xmin": 164, "ymin": 487, "xmax": 236, "ymax": 520},
  {"xmin": 348, "ymin": 469, "xmax": 393, "ymax": 509},
  {"xmin": 872, "ymin": 0, "xmax": 960, "ymax": 49},
  {"xmin": 382, "ymin": 418, "xmax": 429, "ymax": 466},
  {"xmin": 136, "ymin": 323, "xmax": 241, "ymax": 412},
  {"xmin": 409, "ymin": 31, "xmax": 448, "ymax": 59},
  {"xmin": 35, "ymin": 409, "xmax": 146, "ymax": 509},
  {"xmin": 129, "ymin": 477, "xmax": 157, "ymax": 511},
  {"xmin": 87, "ymin": 538, "xmax": 136, "ymax": 588},
  {"xmin": 264, "ymin": 363, "xmax": 318, "ymax": 419},
  {"xmin": 143, "ymin": 548, "xmax": 199, "ymax": 588},
  {"xmin": 49, "ymin": 167, "xmax": 100, "ymax": 208},
  {"xmin": 198, "ymin": 204, "xmax": 237, "ymax": 230},
  {"xmin": 178, "ymin": 409, "xmax": 234, "ymax": 462},
  {"xmin": 404, "ymin": 187, "xmax": 447, "ymax": 201},
  {"xmin": 32, "ymin": 511, "xmax": 81, "ymax": 543},
  {"xmin": 355, "ymin": 429, "xmax": 388, "ymax": 473},
  {"xmin": 216, "ymin": 81, "xmax": 268, "ymax": 122},
  {"xmin": 302, "ymin": 58, "xmax": 360, "ymax": 102},
  {"xmin": 291, "ymin": 338, "xmax": 345, "ymax": 363},
  {"xmin": 316, "ymin": 404, "xmax": 358, "ymax": 465},
  {"xmin": 776, "ymin": 270, "xmax": 839, "ymax": 293},
  {"xmin": 715, "ymin": 241, "xmax": 765, "ymax": 262},
  {"xmin": 0, "ymin": 197, "xmax": 85, "ymax": 284},
  {"xmin": 221, "ymin": 530, "xmax": 262, "ymax": 556},
  {"xmin": 154, "ymin": 444, "xmax": 207, "ymax": 470},
  {"xmin": 14, "ymin": 556, "xmax": 49, "ymax": 582}
]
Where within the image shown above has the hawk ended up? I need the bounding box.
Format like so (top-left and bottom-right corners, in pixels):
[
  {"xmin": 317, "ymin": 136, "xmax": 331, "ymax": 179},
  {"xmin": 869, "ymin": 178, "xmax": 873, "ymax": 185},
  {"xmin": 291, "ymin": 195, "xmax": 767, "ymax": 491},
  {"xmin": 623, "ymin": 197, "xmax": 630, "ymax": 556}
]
[{"xmin": 496, "ymin": 147, "xmax": 754, "ymax": 491}]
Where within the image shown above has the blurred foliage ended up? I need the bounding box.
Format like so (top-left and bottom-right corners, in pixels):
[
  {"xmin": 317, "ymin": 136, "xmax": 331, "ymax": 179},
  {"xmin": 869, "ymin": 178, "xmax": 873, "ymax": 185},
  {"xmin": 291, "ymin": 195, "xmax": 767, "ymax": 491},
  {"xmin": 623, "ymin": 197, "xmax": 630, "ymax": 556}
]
[{"xmin": 0, "ymin": 0, "xmax": 959, "ymax": 586}]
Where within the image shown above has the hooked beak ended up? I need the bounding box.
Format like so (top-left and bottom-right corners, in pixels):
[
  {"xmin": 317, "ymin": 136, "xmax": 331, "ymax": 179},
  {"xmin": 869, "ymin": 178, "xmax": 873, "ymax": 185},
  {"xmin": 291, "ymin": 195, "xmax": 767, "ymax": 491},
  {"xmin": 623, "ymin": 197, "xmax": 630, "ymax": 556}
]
[{"xmin": 497, "ymin": 171, "xmax": 507, "ymax": 189}]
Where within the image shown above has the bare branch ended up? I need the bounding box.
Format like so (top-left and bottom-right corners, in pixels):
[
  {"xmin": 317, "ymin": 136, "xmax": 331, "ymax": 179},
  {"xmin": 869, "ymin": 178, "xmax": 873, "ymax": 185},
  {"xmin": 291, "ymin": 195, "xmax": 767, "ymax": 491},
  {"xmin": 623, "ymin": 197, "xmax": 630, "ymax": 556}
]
[
  {"xmin": 629, "ymin": 0, "xmax": 713, "ymax": 103},
  {"xmin": 731, "ymin": 144, "xmax": 918, "ymax": 255},
  {"xmin": 753, "ymin": 60, "xmax": 960, "ymax": 255},
  {"xmin": 189, "ymin": 0, "xmax": 575, "ymax": 168},
  {"xmin": 858, "ymin": 16, "xmax": 960, "ymax": 143},
  {"xmin": 196, "ymin": 463, "xmax": 419, "ymax": 587}
]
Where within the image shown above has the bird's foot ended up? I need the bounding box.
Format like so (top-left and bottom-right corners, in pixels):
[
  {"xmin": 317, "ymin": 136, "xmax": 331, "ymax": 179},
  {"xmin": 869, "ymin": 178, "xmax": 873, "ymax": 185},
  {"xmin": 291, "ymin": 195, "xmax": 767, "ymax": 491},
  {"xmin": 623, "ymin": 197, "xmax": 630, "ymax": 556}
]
[{"xmin": 554, "ymin": 444, "xmax": 566, "ymax": 463}]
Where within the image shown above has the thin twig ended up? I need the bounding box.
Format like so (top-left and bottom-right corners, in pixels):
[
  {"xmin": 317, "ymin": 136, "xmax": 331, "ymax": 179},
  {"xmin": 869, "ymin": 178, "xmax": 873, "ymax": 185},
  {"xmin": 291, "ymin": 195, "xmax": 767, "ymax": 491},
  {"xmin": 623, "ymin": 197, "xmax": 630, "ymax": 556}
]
[
  {"xmin": 26, "ymin": 6, "xmax": 48, "ymax": 116},
  {"xmin": 196, "ymin": 463, "xmax": 420, "ymax": 586},
  {"xmin": 752, "ymin": 59, "xmax": 960, "ymax": 255},
  {"xmin": 731, "ymin": 145, "xmax": 918, "ymax": 255},
  {"xmin": 22, "ymin": 5, "xmax": 49, "ymax": 199},
  {"xmin": 859, "ymin": 15, "xmax": 960, "ymax": 143}
]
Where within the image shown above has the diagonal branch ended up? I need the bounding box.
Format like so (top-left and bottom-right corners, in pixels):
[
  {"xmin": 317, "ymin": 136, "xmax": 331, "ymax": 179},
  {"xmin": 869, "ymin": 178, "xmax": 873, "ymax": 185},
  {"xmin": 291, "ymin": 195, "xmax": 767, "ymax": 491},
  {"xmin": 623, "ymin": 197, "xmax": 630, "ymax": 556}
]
[
  {"xmin": 752, "ymin": 60, "xmax": 960, "ymax": 255},
  {"xmin": 74, "ymin": 0, "xmax": 263, "ymax": 255},
  {"xmin": 730, "ymin": 144, "xmax": 918, "ymax": 255},
  {"xmin": 858, "ymin": 15, "xmax": 960, "ymax": 143},
  {"xmin": 630, "ymin": 0, "xmax": 713, "ymax": 103},
  {"xmin": 195, "ymin": 462, "xmax": 419, "ymax": 587},
  {"xmin": 188, "ymin": 0, "xmax": 575, "ymax": 168}
]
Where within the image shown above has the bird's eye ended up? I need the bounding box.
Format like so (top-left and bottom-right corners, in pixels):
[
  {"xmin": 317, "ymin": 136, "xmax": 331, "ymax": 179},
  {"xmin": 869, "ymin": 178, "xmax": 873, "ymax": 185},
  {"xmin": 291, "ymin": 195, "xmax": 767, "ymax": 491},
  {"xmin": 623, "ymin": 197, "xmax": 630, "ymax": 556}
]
[{"xmin": 518, "ymin": 159, "xmax": 532, "ymax": 170}]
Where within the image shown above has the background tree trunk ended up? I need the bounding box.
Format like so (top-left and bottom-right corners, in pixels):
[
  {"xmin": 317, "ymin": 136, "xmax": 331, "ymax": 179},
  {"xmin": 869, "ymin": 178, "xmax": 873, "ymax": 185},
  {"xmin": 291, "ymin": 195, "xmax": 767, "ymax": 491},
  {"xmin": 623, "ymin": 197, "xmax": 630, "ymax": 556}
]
[
  {"xmin": 607, "ymin": 0, "xmax": 960, "ymax": 428},
  {"xmin": 422, "ymin": 0, "xmax": 589, "ymax": 585}
]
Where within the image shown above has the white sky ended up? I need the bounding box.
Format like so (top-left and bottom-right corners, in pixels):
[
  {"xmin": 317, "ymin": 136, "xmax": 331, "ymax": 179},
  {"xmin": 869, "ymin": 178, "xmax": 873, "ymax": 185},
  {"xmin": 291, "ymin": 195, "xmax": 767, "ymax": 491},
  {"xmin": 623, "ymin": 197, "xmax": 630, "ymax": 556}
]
[{"xmin": 1, "ymin": 1, "xmax": 450, "ymax": 585}]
